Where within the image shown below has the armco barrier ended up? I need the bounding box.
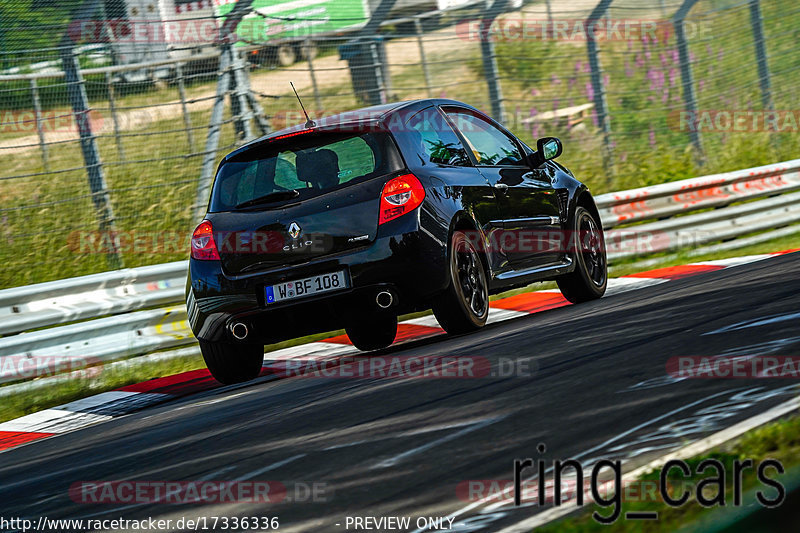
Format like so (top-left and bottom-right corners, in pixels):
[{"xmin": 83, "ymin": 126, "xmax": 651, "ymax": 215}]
[
  {"xmin": 0, "ymin": 159, "xmax": 798, "ymax": 384},
  {"xmin": 0, "ymin": 306, "xmax": 192, "ymax": 384},
  {"xmin": 595, "ymin": 158, "xmax": 800, "ymax": 228},
  {"xmin": 0, "ymin": 261, "xmax": 187, "ymax": 336}
]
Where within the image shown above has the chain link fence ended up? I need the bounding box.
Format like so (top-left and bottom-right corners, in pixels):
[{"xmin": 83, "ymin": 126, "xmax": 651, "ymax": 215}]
[{"xmin": 0, "ymin": 0, "xmax": 797, "ymax": 288}]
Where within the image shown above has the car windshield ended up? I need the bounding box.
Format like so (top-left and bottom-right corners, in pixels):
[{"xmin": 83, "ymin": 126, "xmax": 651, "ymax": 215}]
[{"xmin": 209, "ymin": 131, "xmax": 402, "ymax": 212}]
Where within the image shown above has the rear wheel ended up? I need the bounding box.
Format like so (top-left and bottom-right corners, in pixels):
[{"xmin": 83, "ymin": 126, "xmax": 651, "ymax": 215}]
[
  {"xmin": 345, "ymin": 313, "xmax": 398, "ymax": 351},
  {"xmin": 276, "ymin": 44, "xmax": 297, "ymax": 66},
  {"xmin": 199, "ymin": 340, "xmax": 264, "ymax": 384},
  {"xmin": 298, "ymin": 42, "xmax": 318, "ymax": 61},
  {"xmin": 433, "ymin": 230, "xmax": 489, "ymax": 334},
  {"xmin": 556, "ymin": 205, "xmax": 607, "ymax": 303}
]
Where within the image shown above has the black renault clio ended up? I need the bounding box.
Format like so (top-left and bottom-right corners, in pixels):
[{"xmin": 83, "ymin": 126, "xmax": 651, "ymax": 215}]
[{"xmin": 187, "ymin": 99, "xmax": 607, "ymax": 383}]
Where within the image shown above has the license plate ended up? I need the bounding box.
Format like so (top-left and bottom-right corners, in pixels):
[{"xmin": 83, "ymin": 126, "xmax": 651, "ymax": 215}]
[{"xmin": 265, "ymin": 270, "xmax": 348, "ymax": 304}]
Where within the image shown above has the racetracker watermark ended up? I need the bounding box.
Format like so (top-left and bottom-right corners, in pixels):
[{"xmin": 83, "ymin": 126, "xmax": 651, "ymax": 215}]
[
  {"xmin": 667, "ymin": 356, "xmax": 800, "ymax": 378},
  {"xmin": 0, "ymin": 110, "xmax": 103, "ymax": 134},
  {"xmin": 458, "ymin": 478, "xmax": 691, "ymax": 504},
  {"xmin": 69, "ymin": 481, "xmax": 331, "ymax": 504},
  {"xmin": 69, "ymin": 19, "xmax": 222, "ymax": 45},
  {"xmin": 68, "ymin": 228, "xmax": 718, "ymax": 257},
  {"xmin": 68, "ymin": 17, "xmax": 319, "ymax": 45},
  {"xmin": 269, "ymin": 355, "xmax": 536, "ymax": 379},
  {"xmin": 455, "ymin": 18, "xmax": 710, "ymax": 42},
  {"xmin": 669, "ymin": 110, "xmax": 800, "ymax": 133},
  {"xmin": 0, "ymin": 355, "xmax": 101, "ymax": 382}
]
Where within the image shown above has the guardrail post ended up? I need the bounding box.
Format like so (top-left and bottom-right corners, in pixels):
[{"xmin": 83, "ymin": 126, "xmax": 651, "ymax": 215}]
[
  {"xmin": 175, "ymin": 62, "xmax": 196, "ymax": 151},
  {"xmin": 748, "ymin": 0, "xmax": 773, "ymax": 110},
  {"xmin": 414, "ymin": 18, "xmax": 433, "ymax": 98},
  {"xmin": 586, "ymin": 0, "xmax": 616, "ymax": 182},
  {"xmin": 673, "ymin": 0, "xmax": 704, "ymax": 165},
  {"xmin": 195, "ymin": 45, "xmax": 232, "ymax": 221},
  {"xmin": 104, "ymin": 72, "xmax": 126, "ymax": 162},
  {"xmin": 29, "ymin": 78, "xmax": 49, "ymax": 171},
  {"xmin": 60, "ymin": 45, "xmax": 123, "ymax": 270}
]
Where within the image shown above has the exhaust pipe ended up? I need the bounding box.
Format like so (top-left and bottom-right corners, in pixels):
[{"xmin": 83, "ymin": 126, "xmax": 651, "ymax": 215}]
[
  {"xmin": 376, "ymin": 290, "xmax": 394, "ymax": 309},
  {"xmin": 231, "ymin": 322, "xmax": 249, "ymax": 340}
]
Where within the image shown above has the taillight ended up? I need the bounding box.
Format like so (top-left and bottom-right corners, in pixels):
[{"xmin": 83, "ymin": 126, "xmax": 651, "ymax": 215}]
[
  {"xmin": 191, "ymin": 220, "xmax": 220, "ymax": 260},
  {"xmin": 379, "ymin": 173, "xmax": 426, "ymax": 225}
]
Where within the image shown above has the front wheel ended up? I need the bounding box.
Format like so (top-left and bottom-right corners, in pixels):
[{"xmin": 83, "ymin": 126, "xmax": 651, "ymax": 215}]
[
  {"xmin": 345, "ymin": 313, "xmax": 398, "ymax": 351},
  {"xmin": 556, "ymin": 205, "xmax": 607, "ymax": 303},
  {"xmin": 199, "ymin": 340, "xmax": 264, "ymax": 384},
  {"xmin": 432, "ymin": 230, "xmax": 489, "ymax": 335}
]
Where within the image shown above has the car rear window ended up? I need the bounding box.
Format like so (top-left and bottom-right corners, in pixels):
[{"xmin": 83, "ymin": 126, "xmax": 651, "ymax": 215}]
[{"xmin": 209, "ymin": 131, "xmax": 403, "ymax": 212}]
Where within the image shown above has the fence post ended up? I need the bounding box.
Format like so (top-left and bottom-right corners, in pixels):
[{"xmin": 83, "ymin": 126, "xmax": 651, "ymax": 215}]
[
  {"xmin": 414, "ymin": 18, "xmax": 433, "ymax": 98},
  {"xmin": 104, "ymin": 72, "xmax": 126, "ymax": 162},
  {"xmin": 586, "ymin": 0, "xmax": 615, "ymax": 181},
  {"xmin": 369, "ymin": 40, "xmax": 387, "ymax": 105},
  {"xmin": 673, "ymin": 0, "xmax": 704, "ymax": 164},
  {"xmin": 29, "ymin": 78, "xmax": 49, "ymax": 171},
  {"xmin": 305, "ymin": 39, "xmax": 323, "ymax": 110},
  {"xmin": 230, "ymin": 48, "xmax": 254, "ymax": 142},
  {"xmin": 544, "ymin": 0, "xmax": 553, "ymax": 39},
  {"xmin": 175, "ymin": 62, "xmax": 196, "ymax": 151},
  {"xmin": 480, "ymin": 0, "xmax": 509, "ymax": 123},
  {"xmin": 748, "ymin": 0, "xmax": 773, "ymax": 110},
  {"xmin": 195, "ymin": 46, "xmax": 232, "ymax": 221},
  {"xmin": 60, "ymin": 45, "xmax": 123, "ymax": 269}
]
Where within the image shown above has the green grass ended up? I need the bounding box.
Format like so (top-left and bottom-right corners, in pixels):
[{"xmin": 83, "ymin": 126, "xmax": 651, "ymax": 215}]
[
  {"xmin": 0, "ymin": 350, "xmax": 205, "ymax": 425},
  {"xmin": 535, "ymin": 413, "xmax": 800, "ymax": 532},
  {"xmin": 1, "ymin": 1, "xmax": 799, "ymax": 288}
]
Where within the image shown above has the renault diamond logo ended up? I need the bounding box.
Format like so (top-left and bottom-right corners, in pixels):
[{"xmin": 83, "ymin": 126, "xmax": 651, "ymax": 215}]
[{"xmin": 288, "ymin": 222, "xmax": 301, "ymax": 239}]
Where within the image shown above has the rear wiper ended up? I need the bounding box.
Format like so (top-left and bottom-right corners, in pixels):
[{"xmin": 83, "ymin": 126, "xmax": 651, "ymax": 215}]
[{"xmin": 236, "ymin": 189, "xmax": 300, "ymax": 209}]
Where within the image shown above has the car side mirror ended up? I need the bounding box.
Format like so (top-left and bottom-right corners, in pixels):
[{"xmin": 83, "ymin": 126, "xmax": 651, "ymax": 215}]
[{"xmin": 528, "ymin": 137, "xmax": 563, "ymax": 168}]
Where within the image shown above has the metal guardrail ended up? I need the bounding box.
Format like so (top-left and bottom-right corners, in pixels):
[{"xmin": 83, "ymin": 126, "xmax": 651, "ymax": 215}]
[
  {"xmin": 595, "ymin": 158, "xmax": 800, "ymax": 228},
  {"xmin": 0, "ymin": 261, "xmax": 186, "ymax": 336},
  {"xmin": 0, "ymin": 160, "xmax": 798, "ymax": 384}
]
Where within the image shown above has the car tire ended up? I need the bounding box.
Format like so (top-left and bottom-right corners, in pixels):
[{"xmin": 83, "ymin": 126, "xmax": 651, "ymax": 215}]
[
  {"xmin": 345, "ymin": 313, "xmax": 398, "ymax": 351},
  {"xmin": 276, "ymin": 44, "xmax": 297, "ymax": 66},
  {"xmin": 433, "ymin": 230, "xmax": 489, "ymax": 334},
  {"xmin": 556, "ymin": 205, "xmax": 608, "ymax": 303},
  {"xmin": 199, "ymin": 339, "xmax": 264, "ymax": 384}
]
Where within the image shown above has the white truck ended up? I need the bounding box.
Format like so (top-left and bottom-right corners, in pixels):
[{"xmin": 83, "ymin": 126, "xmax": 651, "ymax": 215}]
[{"xmin": 101, "ymin": 0, "xmax": 488, "ymax": 69}]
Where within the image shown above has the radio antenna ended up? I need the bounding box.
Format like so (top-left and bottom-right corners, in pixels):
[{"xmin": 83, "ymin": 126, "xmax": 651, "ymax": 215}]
[{"xmin": 290, "ymin": 82, "xmax": 316, "ymax": 129}]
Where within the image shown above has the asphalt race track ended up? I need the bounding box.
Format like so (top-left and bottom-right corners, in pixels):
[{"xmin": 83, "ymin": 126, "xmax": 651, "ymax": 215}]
[{"xmin": 1, "ymin": 252, "xmax": 798, "ymax": 532}]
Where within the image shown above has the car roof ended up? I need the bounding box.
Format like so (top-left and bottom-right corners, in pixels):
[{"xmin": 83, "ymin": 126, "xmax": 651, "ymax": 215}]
[{"xmin": 223, "ymin": 98, "xmax": 480, "ymax": 162}]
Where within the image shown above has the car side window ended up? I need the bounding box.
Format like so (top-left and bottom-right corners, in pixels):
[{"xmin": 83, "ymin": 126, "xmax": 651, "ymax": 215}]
[
  {"xmin": 445, "ymin": 109, "xmax": 525, "ymax": 166},
  {"xmin": 404, "ymin": 107, "xmax": 471, "ymax": 167}
]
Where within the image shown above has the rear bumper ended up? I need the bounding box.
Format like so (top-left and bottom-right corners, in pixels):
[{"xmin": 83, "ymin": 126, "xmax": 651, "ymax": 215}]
[{"xmin": 186, "ymin": 212, "xmax": 448, "ymax": 344}]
